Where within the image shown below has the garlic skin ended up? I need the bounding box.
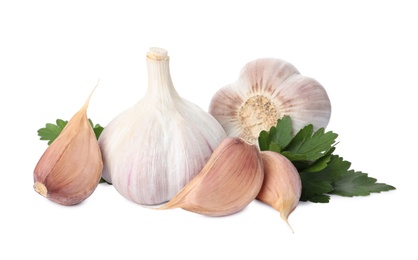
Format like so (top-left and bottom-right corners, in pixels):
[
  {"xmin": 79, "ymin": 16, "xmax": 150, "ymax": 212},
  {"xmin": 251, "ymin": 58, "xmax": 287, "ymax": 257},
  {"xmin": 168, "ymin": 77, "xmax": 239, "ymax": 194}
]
[
  {"xmin": 98, "ymin": 47, "xmax": 226, "ymax": 205},
  {"xmin": 257, "ymin": 151, "xmax": 301, "ymax": 231},
  {"xmin": 209, "ymin": 58, "xmax": 331, "ymax": 144},
  {"xmin": 33, "ymin": 88, "xmax": 103, "ymax": 206},
  {"xmin": 159, "ymin": 137, "xmax": 264, "ymax": 217}
]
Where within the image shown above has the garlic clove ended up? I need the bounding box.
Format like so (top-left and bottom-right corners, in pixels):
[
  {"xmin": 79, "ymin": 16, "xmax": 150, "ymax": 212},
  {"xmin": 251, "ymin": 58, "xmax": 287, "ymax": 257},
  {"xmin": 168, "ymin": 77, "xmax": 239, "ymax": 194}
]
[
  {"xmin": 98, "ymin": 48, "xmax": 226, "ymax": 205},
  {"xmin": 209, "ymin": 58, "xmax": 331, "ymax": 145},
  {"xmin": 33, "ymin": 86, "xmax": 103, "ymax": 206},
  {"xmin": 257, "ymin": 151, "xmax": 302, "ymax": 232},
  {"xmin": 158, "ymin": 137, "xmax": 264, "ymax": 217}
]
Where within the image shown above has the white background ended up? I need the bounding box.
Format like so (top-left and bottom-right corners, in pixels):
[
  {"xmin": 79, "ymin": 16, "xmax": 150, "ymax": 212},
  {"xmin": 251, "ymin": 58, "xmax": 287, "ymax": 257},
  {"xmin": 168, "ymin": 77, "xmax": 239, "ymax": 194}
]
[{"xmin": 1, "ymin": 0, "xmax": 416, "ymax": 259}]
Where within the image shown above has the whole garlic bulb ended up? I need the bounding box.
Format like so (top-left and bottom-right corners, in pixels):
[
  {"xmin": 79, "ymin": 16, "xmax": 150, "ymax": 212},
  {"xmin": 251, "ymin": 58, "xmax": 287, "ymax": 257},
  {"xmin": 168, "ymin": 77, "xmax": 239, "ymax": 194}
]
[
  {"xmin": 98, "ymin": 47, "xmax": 226, "ymax": 205},
  {"xmin": 209, "ymin": 58, "xmax": 331, "ymax": 144}
]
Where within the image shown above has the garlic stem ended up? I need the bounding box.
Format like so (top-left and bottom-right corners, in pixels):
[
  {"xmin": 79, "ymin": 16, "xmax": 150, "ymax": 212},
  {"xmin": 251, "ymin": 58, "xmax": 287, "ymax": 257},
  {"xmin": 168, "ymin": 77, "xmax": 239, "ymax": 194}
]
[{"xmin": 145, "ymin": 48, "xmax": 180, "ymax": 104}]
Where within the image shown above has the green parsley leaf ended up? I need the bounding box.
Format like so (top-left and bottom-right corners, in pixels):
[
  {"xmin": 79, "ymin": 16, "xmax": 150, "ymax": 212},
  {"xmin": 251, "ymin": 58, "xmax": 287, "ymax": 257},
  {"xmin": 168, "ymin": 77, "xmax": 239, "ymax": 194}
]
[
  {"xmin": 259, "ymin": 116, "xmax": 338, "ymax": 172},
  {"xmin": 88, "ymin": 119, "xmax": 104, "ymax": 140},
  {"xmin": 37, "ymin": 119, "xmax": 68, "ymax": 145},
  {"xmin": 299, "ymin": 155, "xmax": 350, "ymax": 202},
  {"xmin": 331, "ymin": 170, "xmax": 396, "ymax": 197},
  {"xmin": 258, "ymin": 130, "xmax": 271, "ymax": 151},
  {"xmin": 259, "ymin": 116, "xmax": 293, "ymax": 152},
  {"xmin": 271, "ymin": 115, "xmax": 293, "ymax": 150},
  {"xmin": 258, "ymin": 116, "xmax": 396, "ymax": 203},
  {"xmin": 303, "ymin": 147, "xmax": 335, "ymax": 173},
  {"xmin": 282, "ymin": 125, "xmax": 338, "ymax": 162},
  {"xmin": 38, "ymin": 118, "xmax": 104, "ymax": 145}
]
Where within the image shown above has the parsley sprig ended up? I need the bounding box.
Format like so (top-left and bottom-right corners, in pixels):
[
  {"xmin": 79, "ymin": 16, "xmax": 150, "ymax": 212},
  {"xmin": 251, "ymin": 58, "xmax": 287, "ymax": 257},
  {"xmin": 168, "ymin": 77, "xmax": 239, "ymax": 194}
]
[
  {"xmin": 258, "ymin": 116, "xmax": 395, "ymax": 203},
  {"xmin": 37, "ymin": 119, "xmax": 104, "ymax": 145}
]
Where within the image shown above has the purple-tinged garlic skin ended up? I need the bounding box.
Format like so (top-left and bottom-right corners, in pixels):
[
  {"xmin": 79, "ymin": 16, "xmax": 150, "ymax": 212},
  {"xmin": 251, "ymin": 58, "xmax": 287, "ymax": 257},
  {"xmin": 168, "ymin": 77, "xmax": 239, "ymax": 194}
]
[
  {"xmin": 33, "ymin": 89, "xmax": 103, "ymax": 206},
  {"xmin": 98, "ymin": 48, "xmax": 226, "ymax": 205},
  {"xmin": 159, "ymin": 137, "xmax": 264, "ymax": 217},
  {"xmin": 257, "ymin": 151, "xmax": 302, "ymax": 232},
  {"xmin": 209, "ymin": 58, "xmax": 331, "ymax": 144}
]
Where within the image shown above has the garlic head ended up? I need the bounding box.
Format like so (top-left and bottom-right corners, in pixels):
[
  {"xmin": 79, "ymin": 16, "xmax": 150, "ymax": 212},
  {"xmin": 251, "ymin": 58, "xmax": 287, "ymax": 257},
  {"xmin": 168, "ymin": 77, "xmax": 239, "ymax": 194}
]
[
  {"xmin": 98, "ymin": 47, "xmax": 226, "ymax": 205},
  {"xmin": 209, "ymin": 58, "xmax": 331, "ymax": 144}
]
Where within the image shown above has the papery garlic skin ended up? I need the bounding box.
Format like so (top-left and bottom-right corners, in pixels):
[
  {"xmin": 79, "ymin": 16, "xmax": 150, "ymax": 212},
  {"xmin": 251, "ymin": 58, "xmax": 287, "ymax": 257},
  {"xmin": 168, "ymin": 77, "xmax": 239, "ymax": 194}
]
[
  {"xmin": 209, "ymin": 58, "xmax": 331, "ymax": 144},
  {"xmin": 257, "ymin": 151, "xmax": 301, "ymax": 231},
  {"xmin": 98, "ymin": 48, "xmax": 226, "ymax": 205},
  {"xmin": 159, "ymin": 137, "xmax": 264, "ymax": 217},
  {"xmin": 33, "ymin": 89, "xmax": 103, "ymax": 206}
]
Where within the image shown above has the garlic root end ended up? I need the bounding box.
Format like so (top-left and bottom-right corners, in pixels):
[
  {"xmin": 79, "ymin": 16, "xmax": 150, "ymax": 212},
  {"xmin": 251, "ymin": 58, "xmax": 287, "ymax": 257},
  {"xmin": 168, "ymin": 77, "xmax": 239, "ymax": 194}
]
[{"xmin": 33, "ymin": 182, "xmax": 48, "ymax": 198}]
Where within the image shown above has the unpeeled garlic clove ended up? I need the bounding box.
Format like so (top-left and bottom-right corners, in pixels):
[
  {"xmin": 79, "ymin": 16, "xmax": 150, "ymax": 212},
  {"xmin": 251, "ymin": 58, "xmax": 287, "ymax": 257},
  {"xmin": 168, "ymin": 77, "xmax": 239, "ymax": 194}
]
[
  {"xmin": 33, "ymin": 86, "xmax": 103, "ymax": 206},
  {"xmin": 257, "ymin": 151, "xmax": 301, "ymax": 232},
  {"xmin": 209, "ymin": 58, "xmax": 331, "ymax": 145},
  {"xmin": 158, "ymin": 137, "xmax": 264, "ymax": 217}
]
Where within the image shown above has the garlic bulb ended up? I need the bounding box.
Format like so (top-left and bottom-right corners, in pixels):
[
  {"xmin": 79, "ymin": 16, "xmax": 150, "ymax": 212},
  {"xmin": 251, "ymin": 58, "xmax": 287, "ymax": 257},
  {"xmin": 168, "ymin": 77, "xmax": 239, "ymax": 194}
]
[
  {"xmin": 33, "ymin": 87, "xmax": 103, "ymax": 206},
  {"xmin": 98, "ymin": 47, "xmax": 226, "ymax": 205},
  {"xmin": 209, "ymin": 58, "xmax": 331, "ymax": 144},
  {"xmin": 159, "ymin": 137, "xmax": 264, "ymax": 217}
]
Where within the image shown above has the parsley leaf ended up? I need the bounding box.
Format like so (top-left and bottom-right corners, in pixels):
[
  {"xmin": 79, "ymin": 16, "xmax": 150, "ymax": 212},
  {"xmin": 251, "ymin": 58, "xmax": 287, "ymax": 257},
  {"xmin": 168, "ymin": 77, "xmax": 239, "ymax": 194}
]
[
  {"xmin": 282, "ymin": 125, "xmax": 338, "ymax": 162},
  {"xmin": 37, "ymin": 119, "xmax": 68, "ymax": 145},
  {"xmin": 331, "ymin": 170, "xmax": 396, "ymax": 197},
  {"xmin": 88, "ymin": 119, "xmax": 104, "ymax": 140},
  {"xmin": 259, "ymin": 116, "xmax": 338, "ymax": 172},
  {"xmin": 299, "ymin": 155, "xmax": 349, "ymax": 202},
  {"xmin": 259, "ymin": 116, "xmax": 293, "ymax": 152},
  {"xmin": 38, "ymin": 119, "xmax": 104, "ymax": 145},
  {"xmin": 303, "ymin": 147, "xmax": 335, "ymax": 173},
  {"xmin": 259, "ymin": 116, "xmax": 396, "ymax": 203}
]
